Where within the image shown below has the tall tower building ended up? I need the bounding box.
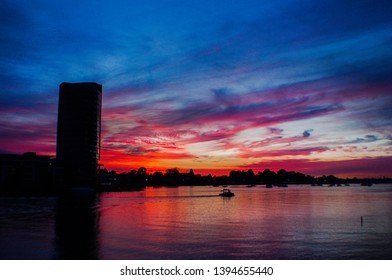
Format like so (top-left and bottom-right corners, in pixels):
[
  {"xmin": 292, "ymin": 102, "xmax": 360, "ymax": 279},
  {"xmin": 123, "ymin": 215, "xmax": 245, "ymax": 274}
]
[{"xmin": 56, "ymin": 82, "xmax": 102, "ymax": 186}]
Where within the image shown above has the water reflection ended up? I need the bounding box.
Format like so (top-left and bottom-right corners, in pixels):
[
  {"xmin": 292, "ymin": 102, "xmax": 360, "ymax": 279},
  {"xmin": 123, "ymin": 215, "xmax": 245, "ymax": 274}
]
[
  {"xmin": 54, "ymin": 191, "xmax": 101, "ymax": 259},
  {"xmin": 99, "ymin": 185, "xmax": 392, "ymax": 259},
  {"xmin": 1, "ymin": 185, "xmax": 392, "ymax": 259}
]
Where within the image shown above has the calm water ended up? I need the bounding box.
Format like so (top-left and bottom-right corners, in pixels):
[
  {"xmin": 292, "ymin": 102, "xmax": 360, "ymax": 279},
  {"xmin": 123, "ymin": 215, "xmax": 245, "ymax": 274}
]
[{"xmin": 1, "ymin": 185, "xmax": 392, "ymax": 259}]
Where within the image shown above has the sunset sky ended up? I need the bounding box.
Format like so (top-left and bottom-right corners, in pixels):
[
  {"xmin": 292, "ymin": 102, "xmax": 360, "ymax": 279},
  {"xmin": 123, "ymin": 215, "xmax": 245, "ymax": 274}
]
[{"xmin": 1, "ymin": 0, "xmax": 392, "ymax": 177}]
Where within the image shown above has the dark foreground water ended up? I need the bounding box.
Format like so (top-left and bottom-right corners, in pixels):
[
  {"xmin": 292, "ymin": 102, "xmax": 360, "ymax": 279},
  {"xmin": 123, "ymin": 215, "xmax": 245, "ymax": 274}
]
[{"xmin": 1, "ymin": 184, "xmax": 392, "ymax": 259}]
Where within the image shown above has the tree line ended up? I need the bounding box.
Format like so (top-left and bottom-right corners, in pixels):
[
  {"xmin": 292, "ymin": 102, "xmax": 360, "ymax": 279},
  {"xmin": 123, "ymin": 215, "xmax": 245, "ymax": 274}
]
[{"xmin": 98, "ymin": 167, "xmax": 391, "ymax": 191}]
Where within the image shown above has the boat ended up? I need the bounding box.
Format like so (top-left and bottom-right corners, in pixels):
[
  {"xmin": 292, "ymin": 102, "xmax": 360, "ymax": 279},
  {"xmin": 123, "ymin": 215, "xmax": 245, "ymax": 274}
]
[
  {"xmin": 361, "ymin": 183, "xmax": 373, "ymax": 187},
  {"xmin": 246, "ymin": 184, "xmax": 255, "ymax": 188},
  {"xmin": 219, "ymin": 188, "xmax": 235, "ymax": 197},
  {"xmin": 266, "ymin": 184, "xmax": 273, "ymax": 188}
]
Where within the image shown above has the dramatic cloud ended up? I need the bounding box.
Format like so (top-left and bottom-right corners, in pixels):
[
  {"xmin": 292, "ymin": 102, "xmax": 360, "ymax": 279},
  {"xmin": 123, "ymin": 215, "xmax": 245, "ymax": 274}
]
[
  {"xmin": 240, "ymin": 157, "xmax": 392, "ymax": 178},
  {"xmin": 240, "ymin": 147, "xmax": 330, "ymax": 158},
  {"xmin": 1, "ymin": 0, "xmax": 392, "ymax": 177},
  {"xmin": 349, "ymin": 135, "xmax": 379, "ymax": 144},
  {"xmin": 303, "ymin": 129, "xmax": 314, "ymax": 138}
]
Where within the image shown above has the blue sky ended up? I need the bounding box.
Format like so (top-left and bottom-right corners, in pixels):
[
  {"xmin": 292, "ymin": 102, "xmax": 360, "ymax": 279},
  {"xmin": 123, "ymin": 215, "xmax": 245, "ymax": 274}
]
[{"xmin": 1, "ymin": 0, "xmax": 392, "ymax": 176}]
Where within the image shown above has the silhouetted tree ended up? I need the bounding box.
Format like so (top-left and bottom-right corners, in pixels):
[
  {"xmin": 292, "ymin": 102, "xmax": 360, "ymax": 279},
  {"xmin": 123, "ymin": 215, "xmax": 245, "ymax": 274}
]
[
  {"xmin": 262, "ymin": 169, "xmax": 277, "ymax": 183},
  {"xmin": 137, "ymin": 167, "xmax": 147, "ymax": 177},
  {"xmin": 153, "ymin": 171, "xmax": 163, "ymax": 177},
  {"xmin": 165, "ymin": 168, "xmax": 180, "ymax": 176},
  {"xmin": 277, "ymin": 169, "xmax": 288, "ymax": 182},
  {"xmin": 326, "ymin": 175, "xmax": 339, "ymax": 184},
  {"xmin": 164, "ymin": 168, "xmax": 181, "ymax": 185}
]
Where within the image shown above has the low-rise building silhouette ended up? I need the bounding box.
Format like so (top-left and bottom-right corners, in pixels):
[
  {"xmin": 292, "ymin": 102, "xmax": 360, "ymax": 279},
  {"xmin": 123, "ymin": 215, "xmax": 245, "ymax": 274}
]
[{"xmin": 0, "ymin": 152, "xmax": 54, "ymax": 194}]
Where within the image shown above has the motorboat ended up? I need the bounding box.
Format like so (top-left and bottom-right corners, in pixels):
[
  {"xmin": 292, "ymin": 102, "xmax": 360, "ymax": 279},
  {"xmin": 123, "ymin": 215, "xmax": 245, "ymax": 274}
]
[{"xmin": 219, "ymin": 188, "xmax": 235, "ymax": 197}]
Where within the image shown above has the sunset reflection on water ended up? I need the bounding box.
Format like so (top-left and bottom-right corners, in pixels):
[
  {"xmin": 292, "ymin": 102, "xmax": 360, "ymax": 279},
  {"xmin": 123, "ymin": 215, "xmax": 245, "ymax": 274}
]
[
  {"xmin": 98, "ymin": 185, "xmax": 392, "ymax": 259},
  {"xmin": 1, "ymin": 185, "xmax": 391, "ymax": 259}
]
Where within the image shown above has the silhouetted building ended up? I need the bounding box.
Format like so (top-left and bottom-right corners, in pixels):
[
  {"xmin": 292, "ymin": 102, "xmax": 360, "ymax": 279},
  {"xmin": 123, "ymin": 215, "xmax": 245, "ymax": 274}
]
[
  {"xmin": 56, "ymin": 82, "xmax": 102, "ymax": 187},
  {"xmin": 0, "ymin": 152, "xmax": 54, "ymax": 193}
]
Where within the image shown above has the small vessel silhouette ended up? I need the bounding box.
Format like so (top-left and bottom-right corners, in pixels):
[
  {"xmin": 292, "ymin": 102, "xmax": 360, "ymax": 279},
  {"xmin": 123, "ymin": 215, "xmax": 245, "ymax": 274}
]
[{"xmin": 219, "ymin": 188, "xmax": 235, "ymax": 197}]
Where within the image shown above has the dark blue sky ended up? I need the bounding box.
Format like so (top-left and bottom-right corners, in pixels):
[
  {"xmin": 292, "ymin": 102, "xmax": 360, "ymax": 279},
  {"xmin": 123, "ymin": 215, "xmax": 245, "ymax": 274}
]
[{"xmin": 1, "ymin": 0, "xmax": 392, "ymax": 176}]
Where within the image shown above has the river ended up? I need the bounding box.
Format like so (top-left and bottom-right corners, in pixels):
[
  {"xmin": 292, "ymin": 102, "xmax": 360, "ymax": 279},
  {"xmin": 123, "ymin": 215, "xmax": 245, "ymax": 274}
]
[{"xmin": 1, "ymin": 184, "xmax": 391, "ymax": 259}]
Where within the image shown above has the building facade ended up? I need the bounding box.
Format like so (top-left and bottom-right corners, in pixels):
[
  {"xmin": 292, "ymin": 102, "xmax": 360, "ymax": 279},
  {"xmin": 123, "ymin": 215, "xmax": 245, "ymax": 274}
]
[
  {"xmin": 0, "ymin": 152, "xmax": 54, "ymax": 194},
  {"xmin": 56, "ymin": 82, "xmax": 102, "ymax": 186}
]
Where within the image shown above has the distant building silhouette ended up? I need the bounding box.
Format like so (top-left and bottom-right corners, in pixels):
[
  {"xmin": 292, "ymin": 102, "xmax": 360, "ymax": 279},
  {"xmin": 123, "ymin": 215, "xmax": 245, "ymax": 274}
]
[
  {"xmin": 0, "ymin": 152, "xmax": 54, "ymax": 194},
  {"xmin": 56, "ymin": 82, "xmax": 102, "ymax": 187}
]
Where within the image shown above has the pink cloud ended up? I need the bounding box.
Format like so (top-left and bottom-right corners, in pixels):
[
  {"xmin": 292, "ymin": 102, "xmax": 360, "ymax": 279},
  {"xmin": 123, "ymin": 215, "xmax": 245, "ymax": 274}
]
[
  {"xmin": 239, "ymin": 147, "xmax": 329, "ymax": 158},
  {"xmin": 240, "ymin": 157, "xmax": 392, "ymax": 178}
]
